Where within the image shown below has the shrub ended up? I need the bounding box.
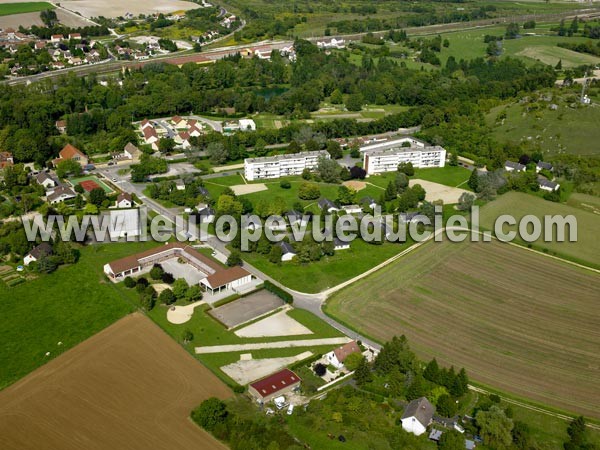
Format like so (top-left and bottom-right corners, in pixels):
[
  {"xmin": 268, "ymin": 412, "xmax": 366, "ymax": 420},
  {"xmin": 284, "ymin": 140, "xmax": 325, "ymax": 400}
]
[
  {"xmin": 263, "ymin": 280, "xmax": 293, "ymax": 304},
  {"xmin": 280, "ymin": 180, "xmax": 291, "ymax": 189},
  {"xmin": 314, "ymin": 363, "xmax": 327, "ymax": 376},
  {"xmin": 161, "ymin": 272, "xmax": 175, "ymax": 284},
  {"xmin": 150, "ymin": 264, "xmax": 164, "ymax": 280},
  {"xmin": 123, "ymin": 277, "xmax": 136, "ymax": 288},
  {"xmin": 191, "ymin": 398, "xmax": 228, "ymax": 432}
]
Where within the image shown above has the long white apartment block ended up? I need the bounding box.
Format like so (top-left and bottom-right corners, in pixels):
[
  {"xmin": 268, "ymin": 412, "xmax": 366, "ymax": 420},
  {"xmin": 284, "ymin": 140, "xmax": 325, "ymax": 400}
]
[
  {"xmin": 244, "ymin": 150, "xmax": 330, "ymax": 181},
  {"xmin": 361, "ymin": 138, "xmax": 446, "ymax": 175}
]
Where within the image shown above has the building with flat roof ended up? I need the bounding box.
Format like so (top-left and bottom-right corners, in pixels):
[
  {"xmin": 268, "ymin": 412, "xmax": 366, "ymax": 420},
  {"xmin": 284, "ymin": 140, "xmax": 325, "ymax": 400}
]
[
  {"xmin": 361, "ymin": 138, "xmax": 445, "ymax": 175},
  {"xmin": 244, "ymin": 150, "xmax": 330, "ymax": 181}
]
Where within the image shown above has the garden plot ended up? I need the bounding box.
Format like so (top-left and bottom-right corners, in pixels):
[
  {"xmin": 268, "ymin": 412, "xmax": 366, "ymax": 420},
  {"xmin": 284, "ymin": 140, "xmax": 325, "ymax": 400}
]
[
  {"xmin": 234, "ymin": 309, "xmax": 312, "ymax": 338},
  {"xmin": 221, "ymin": 351, "xmax": 313, "ymax": 385}
]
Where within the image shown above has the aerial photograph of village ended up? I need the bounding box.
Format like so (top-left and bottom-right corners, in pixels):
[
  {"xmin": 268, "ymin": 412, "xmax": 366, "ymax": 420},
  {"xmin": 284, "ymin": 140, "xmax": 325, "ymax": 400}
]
[{"xmin": 0, "ymin": 0, "xmax": 598, "ymax": 448}]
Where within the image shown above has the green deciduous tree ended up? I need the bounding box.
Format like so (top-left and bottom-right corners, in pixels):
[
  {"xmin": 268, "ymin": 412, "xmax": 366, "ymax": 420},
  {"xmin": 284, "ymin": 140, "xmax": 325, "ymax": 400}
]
[{"xmin": 476, "ymin": 405, "xmax": 514, "ymax": 449}]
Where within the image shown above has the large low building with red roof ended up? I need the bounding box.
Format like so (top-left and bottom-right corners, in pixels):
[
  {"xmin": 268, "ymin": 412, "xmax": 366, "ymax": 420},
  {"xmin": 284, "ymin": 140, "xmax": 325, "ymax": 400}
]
[
  {"xmin": 103, "ymin": 243, "xmax": 253, "ymax": 294},
  {"xmin": 248, "ymin": 369, "xmax": 302, "ymax": 403}
]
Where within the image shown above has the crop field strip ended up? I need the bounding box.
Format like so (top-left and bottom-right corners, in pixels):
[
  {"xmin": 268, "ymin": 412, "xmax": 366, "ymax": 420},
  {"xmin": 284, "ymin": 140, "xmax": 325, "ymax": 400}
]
[{"xmin": 327, "ymin": 239, "xmax": 600, "ymax": 418}]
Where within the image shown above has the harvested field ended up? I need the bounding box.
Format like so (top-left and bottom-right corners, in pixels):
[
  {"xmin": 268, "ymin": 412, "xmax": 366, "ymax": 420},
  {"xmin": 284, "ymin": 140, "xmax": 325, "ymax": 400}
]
[
  {"xmin": 342, "ymin": 180, "xmax": 366, "ymax": 191},
  {"xmin": 209, "ymin": 291, "xmax": 284, "ymax": 328},
  {"xmin": 0, "ymin": 7, "xmax": 91, "ymax": 28},
  {"xmin": 409, "ymin": 178, "xmax": 469, "ymax": 204},
  {"xmin": 58, "ymin": 0, "xmax": 197, "ymax": 18},
  {"xmin": 231, "ymin": 183, "xmax": 267, "ymax": 195},
  {"xmin": 326, "ymin": 239, "xmax": 600, "ymax": 418},
  {"xmin": 0, "ymin": 313, "xmax": 230, "ymax": 450}
]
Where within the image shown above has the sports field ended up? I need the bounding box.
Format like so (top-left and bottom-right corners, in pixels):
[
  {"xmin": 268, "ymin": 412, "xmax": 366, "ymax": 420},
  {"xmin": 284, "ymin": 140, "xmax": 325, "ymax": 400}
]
[
  {"xmin": 69, "ymin": 175, "xmax": 113, "ymax": 193},
  {"xmin": 0, "ymin": 2, "xmax": 53, "ymax": 16},
  {"xmin": 326, "ymin": 239, "xmax": 600, "ymax": 418},
  {"xmin": 479, "ymin": 192, "xmax": 600, "ymax": 268},
  {"xmin": 0, "ymin": 313, "xmax": 230, "ymax": 450}
]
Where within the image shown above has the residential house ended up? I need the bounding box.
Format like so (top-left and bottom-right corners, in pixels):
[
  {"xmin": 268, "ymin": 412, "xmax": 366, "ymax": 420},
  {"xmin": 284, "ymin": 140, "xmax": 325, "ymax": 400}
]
[
  {"xmin": 333, "ymin": 237, "xmax": 351, "ymax": 251},
  {"xmin": 50, "ymin": 34, "xmax": 64, "ymax": 43},
  {"xmin": 536, "ymin": 161, "xmax": 553, "ymax": 173},
  {"xmin": 317, "ymin": 37, "xmax": 346, "ymax": 49},
  {"xmin": 198, "ymin": 186, "xmax": 211, "ymax": 199},
  {"xmin": 401, "ymin": 397, "xmax": 435, "ymax": 436},
  {"xmin": 55, "ymin": 120, "xmax": 67, "ymax": 134},
  {"xmin": 116, "ymin": 192, "xmax": 133, "ymax": 208},
  {"xmin": 123, "ymin": 142, "xmax": 142, "ymax": 161},
  {"xmin": 504, "ymin": 161, "xmax": 526, "ymax": 172},
  {"xmin": 174, "ymin": 179, "xmax": 185, "ymax": 191},
  {"xmin": 142, "ymin": 127, "xmax": 159, "ymax": 150},
  {"xmin": 171, "ymin": 115, "xmax": 187, "ymax": 128},
  {"xmin": 360, "ymin": 196, "xmax": 377, "ymax": 210},
  {"xmin": 0, "ymin": 151, "xmax": 14, "ymax": 169},
  {"xmin": 197, "ymin": 205, "xmax": 215, "ymax": 224},
  {"xmin": 278, "ymin": 241, "xmax": 296, "ymax": 262},
  {"xmin": 107, "ymin": 209, "xmax": 141, "ymax": 240},
  {"xmin": 23, "ymin": 243, "xmax": 53, "ymax": 266},
  {"xmin": 248, "ymin": 369, "xmax": 302, "ymax": 403},
  {"xmin": 177, "ymin": 131, "xmax": 191, "ymax": 149},
  {"xmin": 325, "ymin": 341, "xmax": 361, "ymax": 369},
  {"xmin": 47, "ymin": 186, "xmax": 77, "ymax": 204},
  {"xmin": 318, "ymin": 198, "xmax": 339, "ymax": 213},
  {"xmin": 140, "ymin": 119, "xmax": 153, "ymax": 130},
  {"xmin": 286, "ymin": 210, "xmax": 308, "ymax": 227},
  {"xmin": 342, "ymin": 204, "xmax": 362, "ymax": 214},
  {"xmin": 238, "ymin": 118, "xmax": 256, "ymax": 131},
  {"xmin": 537, "ymin": 176, "xmax": 560, "ymax": 192},
  {"xmin": 36, "ymin": 172, "xmax": 57, "ymax": 189},
  {"xmin": 245, "ymin": 150, "xmax": 330, "ymax": 181},
  {"xmin": 68, "ymin": 33, "xmax": 82, "ymax": 40},
  {"xmin": 52, "ymin": 144, "xmax": 89, "ymax": 167}
]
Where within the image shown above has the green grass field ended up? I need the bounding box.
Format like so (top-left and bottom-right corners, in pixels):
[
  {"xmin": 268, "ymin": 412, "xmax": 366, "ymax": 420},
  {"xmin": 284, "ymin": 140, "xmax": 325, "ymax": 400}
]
[
  {"xmin": 326, "ymin": 238, "xmax": 600, "ymax": 418},
  {"xmin": 242, "ymin": 239, "xmax": 412, "ymax": 293},
  {"xmin": 479, "ymin": 191, "xmax": 600, "ymax": 268},
  {"xmin": 487, "ymin": 99, "xmax": 600, "ymax": 156},
  {"xmin": 0, "ymin": 2, "xmax": 53, "ymax": 16},
  {"xmin": 0, "ymin": 241, "xmax": 157, "ymax": 390}
]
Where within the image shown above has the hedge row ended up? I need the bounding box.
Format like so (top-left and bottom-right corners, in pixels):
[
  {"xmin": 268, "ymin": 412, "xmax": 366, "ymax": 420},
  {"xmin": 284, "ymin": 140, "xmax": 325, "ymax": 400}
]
[{"xmin": 264, "ymin": 280, "xmax": 293, "ymax": 304}]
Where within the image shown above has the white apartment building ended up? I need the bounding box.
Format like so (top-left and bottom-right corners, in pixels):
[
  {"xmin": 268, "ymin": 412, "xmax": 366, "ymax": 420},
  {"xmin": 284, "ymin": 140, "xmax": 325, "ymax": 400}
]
[
  {"xmin": 361, "ymin": 138, "xmax": 446, "ymax": 175},
  {"xmin": 245, "ymin": 150, "xmax": 330, "ymax": 181}
]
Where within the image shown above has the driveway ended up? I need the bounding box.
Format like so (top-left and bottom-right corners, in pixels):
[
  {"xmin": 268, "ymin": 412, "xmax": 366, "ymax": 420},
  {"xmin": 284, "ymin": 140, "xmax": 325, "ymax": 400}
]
[{"xmin": 195, "ymin": 337, "xmax": 351, "ymax": 354}]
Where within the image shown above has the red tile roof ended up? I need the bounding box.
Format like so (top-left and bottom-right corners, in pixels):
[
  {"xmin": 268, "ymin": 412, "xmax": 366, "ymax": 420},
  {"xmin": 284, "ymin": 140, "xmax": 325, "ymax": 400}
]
[
  {"xmin": 250, "ymin": 369, "xmax": 301, "ymax": 398},
  {"xmin": 203, "ymin": 266, "xmax": 251, "ymax": 289},
  {"xmin": 333, "ymin": 341, "xmax": 361, "ymax": 364},
  {"xmin": 58, "ymin": 143, "xmax": 86, "ymax": 160}
]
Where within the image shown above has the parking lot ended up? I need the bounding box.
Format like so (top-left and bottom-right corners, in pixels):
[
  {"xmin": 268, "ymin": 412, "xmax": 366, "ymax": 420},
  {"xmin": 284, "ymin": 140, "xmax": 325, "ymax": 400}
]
[{"xmin": 208, "ymin": 291, "xmax": 284, "ymax": 329}]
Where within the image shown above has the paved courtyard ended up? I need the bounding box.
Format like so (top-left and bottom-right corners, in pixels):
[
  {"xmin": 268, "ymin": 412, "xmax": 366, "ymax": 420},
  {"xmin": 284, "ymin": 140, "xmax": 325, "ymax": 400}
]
[
  {"xmin": 208, "ymin": 291, "xmax": 284, "ymax": 328},
  {"xmin": 161, "ymin": 258, "xmax": 207, "ymax": 285}
]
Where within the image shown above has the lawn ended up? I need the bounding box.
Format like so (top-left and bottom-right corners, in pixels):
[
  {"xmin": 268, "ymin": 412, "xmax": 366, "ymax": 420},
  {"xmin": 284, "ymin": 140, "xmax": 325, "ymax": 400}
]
[
  {"xmin": 365, "ymin": 166, "xmax": 471, "ymax": 189},
  {"xmin": 325, "ymin": 238, "xmax": 600, "ymax": 418},
  {"xmin": 242, "ymin": 238, "xmax": 413, "ymax": 293},
  {"xmin": 0, "ymin": 2, "xmax": 53, "ymax": 16},
  {"xmin": 486, "ymin": 99, "xmax": 600, "ymax": 156},
  {"xmin": 0, "ymin": 241, "xmax": 157, "ymax": 390},
  {"xmin": 478, "ymin": 191, "xmax": 600, "ymax": 268}
]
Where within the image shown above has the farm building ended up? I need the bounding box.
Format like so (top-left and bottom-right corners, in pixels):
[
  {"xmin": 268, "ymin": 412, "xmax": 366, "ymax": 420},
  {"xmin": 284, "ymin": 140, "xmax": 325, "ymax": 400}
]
[
  {"xmin": 23, "ymin": 243, "xmax": 53, "ymax": 266},
  {"xmin": 401, "ymin": 397, "xmax": 435, "ymax": 436},
  {"xmin": 248, "ymin": 369, "xmax": 302, "ymax": 403},
  {"xmin": 325, "ymin": 341, "xmax": 361, "ymax": 369}
]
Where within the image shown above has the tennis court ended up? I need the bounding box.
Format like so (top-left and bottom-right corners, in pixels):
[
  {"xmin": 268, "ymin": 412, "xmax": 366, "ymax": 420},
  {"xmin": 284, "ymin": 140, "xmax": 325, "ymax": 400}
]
[{"xmin": 69, "ymin": 176, "xmax": 113, "ymax": 193}]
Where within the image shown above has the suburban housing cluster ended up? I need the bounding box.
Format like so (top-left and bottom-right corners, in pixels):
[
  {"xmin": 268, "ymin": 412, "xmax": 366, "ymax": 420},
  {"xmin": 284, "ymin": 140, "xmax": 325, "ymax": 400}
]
[
  {"xmin": 138, "ymin": 117, "xmax": 206, "ymax": 150},
  {"xmin": 504, "ymin": 159, "xmax": 560, "ymax": 191}
]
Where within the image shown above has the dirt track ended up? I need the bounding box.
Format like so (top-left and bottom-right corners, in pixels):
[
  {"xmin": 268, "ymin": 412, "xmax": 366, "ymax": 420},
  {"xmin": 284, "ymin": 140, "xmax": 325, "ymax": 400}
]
[{"xmin": 0, "ymin": 313, "xmax": 230, "ymax": 450}]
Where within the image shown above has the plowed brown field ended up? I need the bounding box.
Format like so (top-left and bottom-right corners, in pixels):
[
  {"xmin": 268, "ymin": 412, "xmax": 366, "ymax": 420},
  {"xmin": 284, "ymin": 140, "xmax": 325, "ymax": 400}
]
[
  {"xmin": 0, "ymin": 313, "xmax": 230, "ymax": 450},
  {"xmin": 327, "ymin": 240, "xmax": 600, "ymax": 418}
]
